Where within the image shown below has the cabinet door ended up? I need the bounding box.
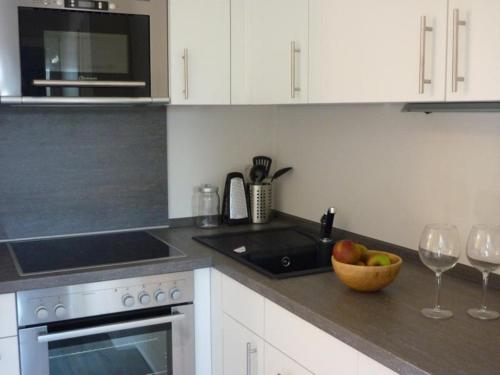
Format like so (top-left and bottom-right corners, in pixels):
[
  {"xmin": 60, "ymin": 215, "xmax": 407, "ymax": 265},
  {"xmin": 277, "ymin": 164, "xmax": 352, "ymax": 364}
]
[
  {"xmin": 169, "ymin": 0, "xmax": 230, "ymax": 104},
  {"xmin": 0, "ymin": 293, "xmax": 17, "ymax": 338},
  {"xmin": 358, "ymin": 353, "xmax": 397, "ymax": 375},
  {"xmin": 231, "ymin": 0, "xmax": 308, "ymax": 104},
  {"xmin": 0, "ymin": 337, "xmax": 20, "ymax": 375},
  {"xmin": 222, "ymin": 275, "xmax": 265, "ymax": 337},
  {"xmin": 265, "ymin": 300, "xmax": 357, "ymax": 375},
  {"xmin": 265, "ymin": 343, "xmax": 313, "ymax": 375},
  {"xmin": 447, "ymin": 0, "xmax": 500, "ymax": 101},
  {"xmin": 309, "ymin": 0, "xmax": 447, "ymax": 103},
  {"xmin": 223, "ymin": 314, "xmax": 264, "ymax": 375}
]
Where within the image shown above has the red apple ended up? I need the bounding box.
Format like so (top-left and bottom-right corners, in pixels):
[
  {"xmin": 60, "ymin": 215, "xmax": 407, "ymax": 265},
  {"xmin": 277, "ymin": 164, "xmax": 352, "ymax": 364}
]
[{"xmin": 332, "ymin": 240, "xmax": 362, "ymax": 264}]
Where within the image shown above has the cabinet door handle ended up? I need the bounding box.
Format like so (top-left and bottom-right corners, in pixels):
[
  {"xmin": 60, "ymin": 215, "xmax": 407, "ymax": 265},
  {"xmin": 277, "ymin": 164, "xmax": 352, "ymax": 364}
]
[
  {"xmin": 419, "ymin": 16, "xmax": 433, "ymax": 94},
  {"xmin": 182, "ymin": 48, "xmax": 189, "ymax": 100},
  {"xmin": 452, "ymin": 9, "xmax": 466, "ymax": 92},
  {"xmin": 290, "ymin": 41, "xmax": 301, "ymax": 98},
  {"xmin": 246, "ymin": 342, "xmax": 257, "ymax": 375}
]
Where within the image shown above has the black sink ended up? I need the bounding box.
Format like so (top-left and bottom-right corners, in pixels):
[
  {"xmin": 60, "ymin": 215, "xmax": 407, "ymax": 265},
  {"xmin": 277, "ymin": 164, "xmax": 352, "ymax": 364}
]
[{"xmin": 193, "ymin": 227, "xmax": 333, "ymax": 279}]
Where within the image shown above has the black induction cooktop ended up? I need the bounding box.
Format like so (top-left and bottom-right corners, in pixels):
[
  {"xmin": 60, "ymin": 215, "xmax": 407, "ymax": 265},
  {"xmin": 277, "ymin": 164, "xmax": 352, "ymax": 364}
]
[{"xmin": 9, "ymin": 231, "xmax": 184, "ymax": 276}]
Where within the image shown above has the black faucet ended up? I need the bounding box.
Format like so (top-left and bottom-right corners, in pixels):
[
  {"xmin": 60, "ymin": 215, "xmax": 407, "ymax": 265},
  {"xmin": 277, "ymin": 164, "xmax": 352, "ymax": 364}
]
[
  {"xmin": 317, "ymin": 207, "xmax": 336, "ymax": 265},
  {"xmin": 319, "ymin": 207, "xmax": 336, "ymax": 242}
]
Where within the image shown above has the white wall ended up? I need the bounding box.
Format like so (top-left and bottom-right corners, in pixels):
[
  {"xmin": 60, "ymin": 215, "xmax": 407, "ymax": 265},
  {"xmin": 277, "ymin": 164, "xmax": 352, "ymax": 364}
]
[
  {"xmin": 167, "ymin": 106, "xmax": 275, "ymax": 218},
  {"xmin": 273, "ymin": 104, "xmax": 500, "ymax": 267},
  {"xmin": 167, "ymin": 103, "xmax": 500, "ymax": 268}
]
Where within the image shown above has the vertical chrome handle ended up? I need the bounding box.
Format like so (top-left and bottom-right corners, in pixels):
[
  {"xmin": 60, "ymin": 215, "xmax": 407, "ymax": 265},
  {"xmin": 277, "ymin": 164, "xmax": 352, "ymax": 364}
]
[
  {"xmin": 419, "ymin": 16, "xmax": 433, "ymax": 94},
  {"xmin": 246, "ymin": 342, "xmax": 257, "ymax": 375},
  {"xmin": 182, "ymin": 48, "xmax": 189, "ymax": 100},
  {"xmin": 452, "ymin": 9, "xmax": 466, "ymax": 93},
  {"xmin": 290, "ymin": 41, "xmax": 301, "ymax": 99}
]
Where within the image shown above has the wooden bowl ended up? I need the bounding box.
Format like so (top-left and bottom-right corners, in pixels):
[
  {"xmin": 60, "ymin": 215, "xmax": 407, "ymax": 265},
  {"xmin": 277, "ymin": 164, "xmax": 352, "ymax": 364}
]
[{"xmin": 331, "ymin": 250, "xmax": 402, "ymax": 292}]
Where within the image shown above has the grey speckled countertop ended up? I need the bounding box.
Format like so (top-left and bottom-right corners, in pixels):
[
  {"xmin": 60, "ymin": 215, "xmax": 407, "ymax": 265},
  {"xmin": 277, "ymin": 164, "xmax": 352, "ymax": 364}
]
[{"xmin": 0, "ymin": 217, "xmax": 499, "ymax": 375}]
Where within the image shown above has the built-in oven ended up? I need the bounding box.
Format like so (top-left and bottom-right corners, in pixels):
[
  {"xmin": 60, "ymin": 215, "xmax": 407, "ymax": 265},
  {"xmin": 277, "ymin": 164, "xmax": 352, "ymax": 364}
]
[
  {"xmin": 0, "ymin": 0, "xmax": 169, "ymax": 105},
  {"xmin": 17, "ymin": 272, "xmax": 195, "ymax": 375}
]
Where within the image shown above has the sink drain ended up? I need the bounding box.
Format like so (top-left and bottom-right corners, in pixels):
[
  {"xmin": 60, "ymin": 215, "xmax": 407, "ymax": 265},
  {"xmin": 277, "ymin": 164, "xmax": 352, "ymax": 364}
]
[{"xmin": 281, "ymin": 256, "xmax": 291, "ymax": 268}]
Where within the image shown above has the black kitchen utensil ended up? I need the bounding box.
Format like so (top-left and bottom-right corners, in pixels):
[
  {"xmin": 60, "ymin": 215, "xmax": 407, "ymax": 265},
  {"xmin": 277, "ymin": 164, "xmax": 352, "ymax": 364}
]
[
  {"xmin": 253, "ymin": 156, "xmax": 272, "ymax": 177},
  {"xmin": 271, "ymin": 167, "xmax": 293, "ymax": 182},
  {"xmin": 249, "ymin": 164, "xmax": 267, "ymax": 184}
]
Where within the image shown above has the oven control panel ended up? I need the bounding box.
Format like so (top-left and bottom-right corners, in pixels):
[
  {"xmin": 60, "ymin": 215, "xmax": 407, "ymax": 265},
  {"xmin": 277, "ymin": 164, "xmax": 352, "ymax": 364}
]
[
  {"xmin": 65, "ymin": 0, "xmax": 109, "ymax": 11},
  {"xmin": 28, "ymin": 0, "xmax": 116, "ymax": 11},
  {"xmin": 17, "ymin": 271, "xmax": 194, "ymax": 327}
]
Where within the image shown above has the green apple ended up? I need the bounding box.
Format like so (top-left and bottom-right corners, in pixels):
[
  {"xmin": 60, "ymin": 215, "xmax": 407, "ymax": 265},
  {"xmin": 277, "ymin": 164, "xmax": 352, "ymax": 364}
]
[{"xmin": 366, "ymin": 254, "xmax": 391, "ymax": 267}]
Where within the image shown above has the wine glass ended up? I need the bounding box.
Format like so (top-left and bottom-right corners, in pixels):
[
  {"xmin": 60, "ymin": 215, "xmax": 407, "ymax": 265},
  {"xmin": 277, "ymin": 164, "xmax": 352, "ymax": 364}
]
[
  {"xmin": 418, "ymin": 224, "xmax": 461, "ymax": 319},
  {"xmin": 466, "ymin": 225, "xmax": 500, "ymax": 320}
]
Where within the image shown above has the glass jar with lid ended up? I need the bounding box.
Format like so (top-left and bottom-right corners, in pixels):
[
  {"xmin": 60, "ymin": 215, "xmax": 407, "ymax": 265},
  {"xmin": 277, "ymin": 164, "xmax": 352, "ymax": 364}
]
[{"xmin": 195, "ymin": 184, "xmax": 220, "ymax": 228}]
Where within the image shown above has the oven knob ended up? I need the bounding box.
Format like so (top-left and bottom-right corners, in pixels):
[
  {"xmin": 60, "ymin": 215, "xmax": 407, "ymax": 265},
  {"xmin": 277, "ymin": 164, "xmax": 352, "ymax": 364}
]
[
  {"xmin": 138, "ymin": 292, "xmax": 151, "ymax": 305},
  {"xmin": 35, "ymin": 306, "xmax": 49, "ymax": 320},
  {"xmin": 154, "ymin": 290, "xmax": 166, "ymax": 303},
  {"xmin": 170, "ymin": 288, "xmax": 181, "ymax": 301},
  {"xmin": 54, "ymin": 304, "xmax": 67, "ymax": 319},
  {"xmin": 122, "ymin": 294, "xmax": 135, "ymax": 307}
]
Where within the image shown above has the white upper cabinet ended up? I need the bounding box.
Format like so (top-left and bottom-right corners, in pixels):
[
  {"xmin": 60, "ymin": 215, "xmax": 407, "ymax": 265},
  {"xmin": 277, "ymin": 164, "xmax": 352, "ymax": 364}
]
[
  {"xmin": 309, "ymin": 0, "xmax": 448, "ymax": 103},
  {"xmin": 446, "ymin": 0, "xmax": 500, "ymax": 101},
  {"xmin": 231, "ymin": 0, "xmax": 309, "ymax": 104},
  {"xmin": 169, "ymin": 0, "xmax": 230, "ymax": 104}
]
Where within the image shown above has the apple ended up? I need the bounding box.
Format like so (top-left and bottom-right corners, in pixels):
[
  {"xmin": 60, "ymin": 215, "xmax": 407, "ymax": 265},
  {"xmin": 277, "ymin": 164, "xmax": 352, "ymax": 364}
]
[
  {"xmin": 354, "ymin": 243, "xmax": 368, "ymax": 262},
  {"xmin": 366, "ymin": 254, "xmax": 391, "ymax": 267},
  {"xmin": 332, "ymin": 240, "xmax": 362, "ymax": 264}
]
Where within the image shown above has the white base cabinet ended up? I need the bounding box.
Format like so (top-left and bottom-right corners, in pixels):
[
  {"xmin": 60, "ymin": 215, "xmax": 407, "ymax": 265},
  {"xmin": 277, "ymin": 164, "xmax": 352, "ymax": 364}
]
[
  {"xmin": 223, "ymin": 313, "xmax": 264, "ymax": 375},
  {"xmin": 358, "ymin": 353, "xmax": 398, "ymax": 375},
  {"xmin": 212, "ymin": 270, "xmax": 399, "ymax": 375},
  {"xmin": 0, "ymin": 293, "xmax": 17, "ymax": 338},
  {"xmin": 265, "ymin": 299, "xmax": 357, "ymax": 375},
  {"xmin": 0, "ymin": 336, "xmax": 20, "ymax": 375},
  {"xmin": 264, "ymin": 343, "xmax": 313, "ymax": 375},
  {"xmin": 0, "ymin": 293, "xmax": 19, "ymax": 375}
]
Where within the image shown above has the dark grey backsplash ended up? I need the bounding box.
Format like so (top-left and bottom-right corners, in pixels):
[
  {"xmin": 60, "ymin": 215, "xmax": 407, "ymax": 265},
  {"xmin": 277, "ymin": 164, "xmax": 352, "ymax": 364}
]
[{"xmin": 0, "ymin": 106, "xmax": 168, "ymax": 241}]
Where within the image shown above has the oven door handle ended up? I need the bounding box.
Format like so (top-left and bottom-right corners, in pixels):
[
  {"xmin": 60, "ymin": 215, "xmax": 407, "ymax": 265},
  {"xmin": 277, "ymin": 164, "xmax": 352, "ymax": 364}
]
[
  {"xmin": 37, "ymin": 313, "xmax": 185, "ymax": 343},
  {"xmin": 32, "ymin": 79, "xmax": 147, "ymax": 88}
]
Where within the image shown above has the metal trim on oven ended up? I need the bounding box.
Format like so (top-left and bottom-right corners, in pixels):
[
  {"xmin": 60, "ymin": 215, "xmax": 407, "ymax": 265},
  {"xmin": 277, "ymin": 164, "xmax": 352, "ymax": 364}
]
[
  {"xmin": 32, "ymin": 80, "xmax": 147, "ymax": 88},
  {"xmin": 1, "ymin": 97, "xmax": 170, "ymax": 105}
]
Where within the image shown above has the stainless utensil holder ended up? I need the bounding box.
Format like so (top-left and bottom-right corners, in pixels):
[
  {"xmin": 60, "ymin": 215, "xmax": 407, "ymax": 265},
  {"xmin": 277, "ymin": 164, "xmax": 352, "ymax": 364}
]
[{"xmin": 249, "ymin": 184, "xmax": 272, "ymax": 224}]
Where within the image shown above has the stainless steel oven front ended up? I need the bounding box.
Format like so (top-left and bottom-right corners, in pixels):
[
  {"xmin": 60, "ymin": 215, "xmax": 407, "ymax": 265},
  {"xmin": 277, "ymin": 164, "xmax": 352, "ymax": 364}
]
[
  {"xmin": 0, "ymin": 0, "xmax": 169, "ymax": 105},
  {"xmin": 17, "ymin": 272, "xmax": 195, "ymax": 375}
]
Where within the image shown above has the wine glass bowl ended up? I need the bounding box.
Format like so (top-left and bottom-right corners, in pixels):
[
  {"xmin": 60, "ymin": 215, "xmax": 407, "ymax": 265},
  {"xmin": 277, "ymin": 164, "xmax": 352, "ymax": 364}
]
[
  {"xmin": 418, "ymin": 224, "xmax": 461, "ymax": 319},
  {"xmin": 466, "ymin": 225, "xmax": 500, "ymax": 320}
]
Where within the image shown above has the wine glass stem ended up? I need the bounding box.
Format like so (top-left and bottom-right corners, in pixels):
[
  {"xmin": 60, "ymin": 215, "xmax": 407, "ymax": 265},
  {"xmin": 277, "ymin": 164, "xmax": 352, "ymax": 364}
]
[
  {"xmin": 481, "ymin": 272, "xmax": 489, "ymax": 311},
  {"xmin": 434, "ymin": 272, "xmax": 442, "ymax": 310}
]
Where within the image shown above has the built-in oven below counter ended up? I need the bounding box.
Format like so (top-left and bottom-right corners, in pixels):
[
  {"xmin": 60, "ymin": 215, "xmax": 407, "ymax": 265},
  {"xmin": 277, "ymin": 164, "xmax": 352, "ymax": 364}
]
[{"xmin": 17, "ymin": 272, "xmax": 195, "ymax": 375}]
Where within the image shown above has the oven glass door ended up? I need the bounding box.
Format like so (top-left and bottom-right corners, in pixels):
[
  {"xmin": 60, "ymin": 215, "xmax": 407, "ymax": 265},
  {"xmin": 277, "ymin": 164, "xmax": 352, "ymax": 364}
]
[
  {"xmin": 18, "ymin": 7, "xmax": 151, "ymax": 97},
  {"xmin": 49, "ymin": 322, "xmax": 172, "ymax": 374},
  {"xmin": 19, "ymin": 305, "xmax": 195, "ymax": 375}
]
